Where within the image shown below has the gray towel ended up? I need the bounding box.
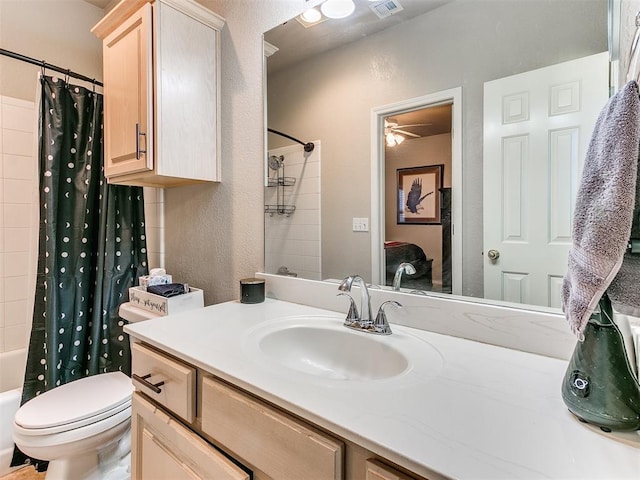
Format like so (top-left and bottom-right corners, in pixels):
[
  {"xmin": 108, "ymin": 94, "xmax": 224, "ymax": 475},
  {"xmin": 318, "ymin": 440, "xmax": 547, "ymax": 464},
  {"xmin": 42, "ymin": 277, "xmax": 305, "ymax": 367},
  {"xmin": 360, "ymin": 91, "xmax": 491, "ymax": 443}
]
[
  {"xmin": 561, "ymin": 81, "xmax": 640, "ymax": 339},
  {"xmin": 609, "ymin": 250, "xmax": 640, "ymax": 317},
  {"xmin": 609, "ymin": 147, "xmax": 640, "ymax": 315}
]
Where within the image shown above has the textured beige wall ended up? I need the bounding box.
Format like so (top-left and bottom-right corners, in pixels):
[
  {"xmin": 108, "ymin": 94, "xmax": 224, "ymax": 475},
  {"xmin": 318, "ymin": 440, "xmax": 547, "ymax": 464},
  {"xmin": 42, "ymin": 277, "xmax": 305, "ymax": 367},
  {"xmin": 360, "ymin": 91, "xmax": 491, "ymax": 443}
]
[{"xmin": 0, "ymin": 0, "xmax": 104, "ymax": 100}]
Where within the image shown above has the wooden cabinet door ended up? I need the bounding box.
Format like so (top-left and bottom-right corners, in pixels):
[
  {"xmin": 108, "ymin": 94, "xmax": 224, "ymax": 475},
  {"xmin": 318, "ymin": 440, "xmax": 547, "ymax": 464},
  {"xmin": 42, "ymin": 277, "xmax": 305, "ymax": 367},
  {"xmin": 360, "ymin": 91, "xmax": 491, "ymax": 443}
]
[
  {"xmin": 201, "ymin": 376, "xmax": 344, "ymax": 480},
  {"xmin": 154, "ymin": 0, "xmax": 219, "ymax": 182},
  {"xmin": 102, "ymin": 3, "xmax": 153, "ymax": 178},
  {"xmin": 131, "ymin": 392, "xmax": 249, "ymax": 480}
]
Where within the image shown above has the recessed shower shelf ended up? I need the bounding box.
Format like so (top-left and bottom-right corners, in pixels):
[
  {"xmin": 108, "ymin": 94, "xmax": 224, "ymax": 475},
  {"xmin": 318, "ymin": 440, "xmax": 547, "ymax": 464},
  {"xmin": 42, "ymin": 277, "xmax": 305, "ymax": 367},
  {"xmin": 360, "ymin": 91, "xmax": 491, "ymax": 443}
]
[
  {"xmin": 267, "ymin": 177, "xmax": 296, "ymax": 187},
  {"xmin": 265, "ymin": 205, "xmax": 296, "ymax": 216}
]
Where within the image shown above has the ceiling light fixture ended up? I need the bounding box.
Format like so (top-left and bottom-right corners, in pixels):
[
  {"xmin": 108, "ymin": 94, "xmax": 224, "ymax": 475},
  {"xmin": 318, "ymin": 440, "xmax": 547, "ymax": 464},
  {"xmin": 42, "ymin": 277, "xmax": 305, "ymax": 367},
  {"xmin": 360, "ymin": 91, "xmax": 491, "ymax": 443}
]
[
  {"xmin": 321, "ymin": 0, "xmax": 356, "ymax": 19},
  {"xmin": 386, "ymin": 132, "xmax": 405, "ymax": 147},
  {"xmin": 300, "ymin": 7, "xmax": 322, "ymax": 24},
  {"xmin": 385, "ymin": 119, "xmax": 406, "ymax": 147}
]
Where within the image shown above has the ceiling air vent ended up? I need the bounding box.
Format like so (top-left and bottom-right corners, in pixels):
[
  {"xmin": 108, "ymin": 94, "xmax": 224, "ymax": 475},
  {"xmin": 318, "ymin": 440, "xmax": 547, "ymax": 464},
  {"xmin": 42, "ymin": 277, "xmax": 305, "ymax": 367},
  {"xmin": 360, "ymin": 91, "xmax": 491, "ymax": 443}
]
[{"xmin": 370, "ymin": 0, "xmax": 404, "ymax": 19}]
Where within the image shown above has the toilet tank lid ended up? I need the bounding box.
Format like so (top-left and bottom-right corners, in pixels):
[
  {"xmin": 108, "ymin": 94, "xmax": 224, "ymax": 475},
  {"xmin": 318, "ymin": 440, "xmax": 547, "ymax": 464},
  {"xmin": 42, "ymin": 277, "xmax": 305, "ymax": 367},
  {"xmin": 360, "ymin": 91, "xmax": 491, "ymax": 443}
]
[{"xmin": 15, "ymin": 372, "xmax": 134, "ymax": 430}]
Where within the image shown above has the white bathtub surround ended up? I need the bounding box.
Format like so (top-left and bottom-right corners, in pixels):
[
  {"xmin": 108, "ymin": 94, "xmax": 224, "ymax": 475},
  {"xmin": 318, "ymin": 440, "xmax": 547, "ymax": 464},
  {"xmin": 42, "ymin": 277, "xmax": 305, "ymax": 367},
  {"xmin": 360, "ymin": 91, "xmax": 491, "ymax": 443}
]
[
  {"xmin": 0, "ymin": 348, "xmax": 27, "ymax": 477},
  {"xmin": 265, "ymin": 142, "xmax": 321, "ymax": 280},
  {"xmin": 0, "ymin": 95, "xmax": 38, "ymax": 354},
  {"xmin": 0, "ymin": 388, "xmax": 21, "ymax": 477},
  {"xmin": 0, "ymin": 348, "xmax": 26, "ymax": 392},
  {"xmin": 125, "ymin": 298, "xmax": 640, "ymax": 480}
]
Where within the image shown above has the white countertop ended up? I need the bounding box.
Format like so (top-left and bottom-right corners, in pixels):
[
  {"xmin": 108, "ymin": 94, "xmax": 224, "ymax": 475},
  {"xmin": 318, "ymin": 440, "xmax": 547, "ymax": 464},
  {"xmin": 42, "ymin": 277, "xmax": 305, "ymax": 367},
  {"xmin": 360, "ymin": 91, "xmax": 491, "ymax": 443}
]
[{"xmin": 125, "ymin": 299, "xmax": 640, "ymax": 480}]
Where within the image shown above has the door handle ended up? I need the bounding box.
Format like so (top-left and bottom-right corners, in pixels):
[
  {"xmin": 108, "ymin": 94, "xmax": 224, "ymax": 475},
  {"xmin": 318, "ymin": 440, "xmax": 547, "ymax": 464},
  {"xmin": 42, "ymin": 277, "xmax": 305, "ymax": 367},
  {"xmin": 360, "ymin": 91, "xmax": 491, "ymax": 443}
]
[{"xmin": 487, "ymin": 249, "xmax": 500, "ymax": 261}]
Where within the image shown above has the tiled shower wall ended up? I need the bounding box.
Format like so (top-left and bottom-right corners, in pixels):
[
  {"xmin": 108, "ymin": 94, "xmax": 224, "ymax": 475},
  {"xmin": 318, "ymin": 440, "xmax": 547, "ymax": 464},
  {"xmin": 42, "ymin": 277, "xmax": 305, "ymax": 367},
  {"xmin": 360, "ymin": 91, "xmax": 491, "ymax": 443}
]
[
  {"xmin": 0, "ymin": 94, "xmax": 164, "ymax": 354},
  {"xmin": 265, "ymin": 143, "xmax": 321, "ymax": 280},
  {"xmin": 0, "ymin": 95, "xmax": 37, "ymax": 353}
]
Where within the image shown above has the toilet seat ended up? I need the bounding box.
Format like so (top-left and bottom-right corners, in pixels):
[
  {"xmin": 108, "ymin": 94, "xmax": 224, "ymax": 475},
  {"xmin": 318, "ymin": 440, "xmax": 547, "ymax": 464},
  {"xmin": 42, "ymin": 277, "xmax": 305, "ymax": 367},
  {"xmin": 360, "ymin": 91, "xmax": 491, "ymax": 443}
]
[
  {"xmin": 14, "ymin": 371, "xmax": 134, "ymax": 436},
  {"xmin": 13, "ymin": 405, "xmax": 131, "ymax": 451}
]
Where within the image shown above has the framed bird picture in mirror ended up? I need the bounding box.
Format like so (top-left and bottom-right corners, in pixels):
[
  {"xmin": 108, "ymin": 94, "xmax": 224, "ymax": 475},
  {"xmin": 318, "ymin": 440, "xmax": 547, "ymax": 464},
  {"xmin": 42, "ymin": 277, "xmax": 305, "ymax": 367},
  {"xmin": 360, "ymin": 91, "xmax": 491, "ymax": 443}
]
[{"xmin": 397, "ymin": 165, "xmax": 443, "ymax": 224}]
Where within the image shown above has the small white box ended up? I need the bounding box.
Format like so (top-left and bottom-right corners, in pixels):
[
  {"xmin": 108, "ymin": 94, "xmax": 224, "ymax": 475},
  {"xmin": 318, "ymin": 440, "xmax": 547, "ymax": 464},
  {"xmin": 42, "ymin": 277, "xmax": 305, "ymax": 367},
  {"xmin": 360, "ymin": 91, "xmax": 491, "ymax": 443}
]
[{"xmin": 128, "ymin": 286, "xmax": 204, "ymax": 316}]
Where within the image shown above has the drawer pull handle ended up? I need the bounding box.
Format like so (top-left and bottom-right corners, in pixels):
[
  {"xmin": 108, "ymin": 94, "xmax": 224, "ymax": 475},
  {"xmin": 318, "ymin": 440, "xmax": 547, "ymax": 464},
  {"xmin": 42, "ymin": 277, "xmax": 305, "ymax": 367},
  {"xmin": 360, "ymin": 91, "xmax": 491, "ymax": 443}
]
[
  {"xmin": 135, "ymin": 123, "xmax": 147, "ymax": 160},
  {"xmin": 133, "ymin": 373, "xmax": 165, "ymax": 393}
]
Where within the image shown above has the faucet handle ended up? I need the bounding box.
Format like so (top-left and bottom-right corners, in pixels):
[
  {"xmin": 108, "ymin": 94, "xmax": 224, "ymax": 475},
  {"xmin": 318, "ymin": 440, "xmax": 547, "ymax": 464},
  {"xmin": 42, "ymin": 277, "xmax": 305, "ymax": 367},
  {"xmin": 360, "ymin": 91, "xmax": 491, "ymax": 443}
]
[
  {"xmin": 374, "ymin": 300, "xmax": 401, "ymax": 335},
  {"xmin": 337, "ymin": 293, "xmax": 359, "ymax": 326}
]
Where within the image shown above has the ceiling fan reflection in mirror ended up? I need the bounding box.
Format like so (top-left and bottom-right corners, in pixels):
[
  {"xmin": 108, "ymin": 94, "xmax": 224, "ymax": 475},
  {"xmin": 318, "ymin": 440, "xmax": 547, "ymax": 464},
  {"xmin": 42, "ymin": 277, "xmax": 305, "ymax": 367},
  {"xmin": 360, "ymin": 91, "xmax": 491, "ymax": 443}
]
[{"xmin": 384, "ymin": 117, "xmax": 430, "ymax": 147}]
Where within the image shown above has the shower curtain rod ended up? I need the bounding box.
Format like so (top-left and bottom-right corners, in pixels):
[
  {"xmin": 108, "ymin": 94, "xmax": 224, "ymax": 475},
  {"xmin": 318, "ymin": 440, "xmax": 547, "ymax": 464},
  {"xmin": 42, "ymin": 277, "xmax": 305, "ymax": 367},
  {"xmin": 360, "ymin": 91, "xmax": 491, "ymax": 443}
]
[
  {"xmin": 268, "ymin": 128, "xmax": 315, "ymax": 152},
  {"xmin": 0, "ymin": 48, "xmax": 103, "ymax": 87}
]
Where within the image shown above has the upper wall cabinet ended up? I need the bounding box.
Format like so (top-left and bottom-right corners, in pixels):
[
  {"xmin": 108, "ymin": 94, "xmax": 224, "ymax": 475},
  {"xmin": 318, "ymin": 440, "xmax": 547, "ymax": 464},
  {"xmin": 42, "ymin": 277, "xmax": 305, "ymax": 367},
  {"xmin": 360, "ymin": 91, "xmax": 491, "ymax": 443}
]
[{"xmin": 92, "ymin": 0, "xmax": 224, "ymax": 187}]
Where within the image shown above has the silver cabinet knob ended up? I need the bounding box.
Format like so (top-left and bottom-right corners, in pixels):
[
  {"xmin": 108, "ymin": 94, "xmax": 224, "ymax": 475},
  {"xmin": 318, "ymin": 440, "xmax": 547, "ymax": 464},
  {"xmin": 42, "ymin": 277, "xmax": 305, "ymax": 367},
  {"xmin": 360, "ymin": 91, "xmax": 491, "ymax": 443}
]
[{"xmin": 487, "ymin": 249, "xmax": 500, "ymax": 261}]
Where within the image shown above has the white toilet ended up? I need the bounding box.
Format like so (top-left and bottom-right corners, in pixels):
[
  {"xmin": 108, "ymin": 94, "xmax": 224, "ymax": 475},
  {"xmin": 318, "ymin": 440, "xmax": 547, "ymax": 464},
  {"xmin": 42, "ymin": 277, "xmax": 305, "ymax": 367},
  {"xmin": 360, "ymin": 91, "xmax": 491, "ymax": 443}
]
[{"xmin": 12, "ymin": 303, "xmax": 159, "ymax": 480}]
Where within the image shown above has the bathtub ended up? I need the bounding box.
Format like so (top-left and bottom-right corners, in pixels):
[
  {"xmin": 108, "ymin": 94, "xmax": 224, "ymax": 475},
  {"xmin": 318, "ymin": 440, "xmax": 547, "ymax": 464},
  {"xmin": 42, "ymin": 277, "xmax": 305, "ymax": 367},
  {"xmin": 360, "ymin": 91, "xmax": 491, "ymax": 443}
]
[{"xmin": 0, "ymin": 349, "xmax": 27, "ymax": 477}]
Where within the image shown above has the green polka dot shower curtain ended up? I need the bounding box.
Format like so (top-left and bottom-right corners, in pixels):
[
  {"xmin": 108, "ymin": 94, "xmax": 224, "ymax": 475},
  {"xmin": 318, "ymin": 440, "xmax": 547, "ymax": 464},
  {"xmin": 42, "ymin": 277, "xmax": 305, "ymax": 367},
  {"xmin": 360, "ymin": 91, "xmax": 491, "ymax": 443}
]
[{"xmin": 12, "ymin": 75, "xmax": 148, "ymax": 469}]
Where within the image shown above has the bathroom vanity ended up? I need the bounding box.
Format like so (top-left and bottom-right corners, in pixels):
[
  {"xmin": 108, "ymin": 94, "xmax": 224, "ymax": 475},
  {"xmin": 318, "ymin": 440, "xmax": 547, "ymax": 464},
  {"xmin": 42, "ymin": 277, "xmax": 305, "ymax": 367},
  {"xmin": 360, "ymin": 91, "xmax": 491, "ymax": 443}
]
[
  {"xmin": 129, "ymin": 325, "xmax": 425, "ymax": 479},
  {"xmin": 125, "ymin": 294, "xmax": 640, "ymax": 479}
]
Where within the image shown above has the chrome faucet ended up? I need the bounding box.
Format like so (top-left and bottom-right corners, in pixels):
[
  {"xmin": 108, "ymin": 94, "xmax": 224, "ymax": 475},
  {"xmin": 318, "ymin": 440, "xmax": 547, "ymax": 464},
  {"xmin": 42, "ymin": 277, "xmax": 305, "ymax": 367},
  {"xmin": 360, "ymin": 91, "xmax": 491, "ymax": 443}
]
[
  {"xmin": 338, "ymin": 275, "xmax": 373, "ymax": 324},
  {"xmin": 392, "ymin": 262, "xmax": 416, "ymax": 290},
  {"xmin": 338, "ymin": 275, "xmax": 400, "ymax": 335}
]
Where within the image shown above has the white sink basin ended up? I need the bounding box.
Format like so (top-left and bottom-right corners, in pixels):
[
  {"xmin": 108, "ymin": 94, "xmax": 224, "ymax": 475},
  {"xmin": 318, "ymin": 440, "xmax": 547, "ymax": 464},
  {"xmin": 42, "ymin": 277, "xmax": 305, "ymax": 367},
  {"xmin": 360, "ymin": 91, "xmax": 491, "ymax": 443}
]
[
  {"xmin": 246, "ymin": 316, "xmax": 443, "ymax": 383},
  {"xmin": 259, "ymin": 325, "xmax": 409, "ymax": 380}
]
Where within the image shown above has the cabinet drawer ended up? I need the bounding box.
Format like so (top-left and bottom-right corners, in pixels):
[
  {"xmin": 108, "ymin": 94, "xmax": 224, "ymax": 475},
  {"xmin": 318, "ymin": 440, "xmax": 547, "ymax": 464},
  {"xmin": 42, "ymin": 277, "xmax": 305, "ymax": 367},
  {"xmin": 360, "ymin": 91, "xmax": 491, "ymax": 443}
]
[
  {"xmin": 131, "ymin": 342, "xmax": 195, "ymax": 423},
  {"xmin": 366, "ymin": 459, "xmax": 420, "ymax": 480},
  {"xmin": 201, "ymin": 376, "xmax": 344, "ymax": 480},
  {"xmin": 132, "ymin": 393, "xmax": 249, "ymax": 480}
]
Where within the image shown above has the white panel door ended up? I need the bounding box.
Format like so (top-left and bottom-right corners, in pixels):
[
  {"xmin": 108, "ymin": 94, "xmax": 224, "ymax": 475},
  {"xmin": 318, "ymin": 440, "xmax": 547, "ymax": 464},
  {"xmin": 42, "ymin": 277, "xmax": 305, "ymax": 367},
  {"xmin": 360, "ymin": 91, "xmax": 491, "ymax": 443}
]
[{"xmin": 483, "ymin": 52, "xmax": 609, "ymax": 308}]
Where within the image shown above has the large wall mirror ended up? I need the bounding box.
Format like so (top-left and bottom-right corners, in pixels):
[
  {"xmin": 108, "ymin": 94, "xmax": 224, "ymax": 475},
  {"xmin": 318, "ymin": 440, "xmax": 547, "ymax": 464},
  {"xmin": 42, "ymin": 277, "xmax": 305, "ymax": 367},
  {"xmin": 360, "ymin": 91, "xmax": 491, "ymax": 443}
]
[{"xmin": 264, "ymin": 0, "xmax": 613, "ymax": 312}]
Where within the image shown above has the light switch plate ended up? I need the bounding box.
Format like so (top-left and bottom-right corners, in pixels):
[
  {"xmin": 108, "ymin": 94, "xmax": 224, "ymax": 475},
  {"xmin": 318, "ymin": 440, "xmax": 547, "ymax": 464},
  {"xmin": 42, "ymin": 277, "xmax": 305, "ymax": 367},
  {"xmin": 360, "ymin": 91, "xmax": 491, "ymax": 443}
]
[{"xmin": 352, "ymin": 217, "xmax": 369, "ymax": 232}]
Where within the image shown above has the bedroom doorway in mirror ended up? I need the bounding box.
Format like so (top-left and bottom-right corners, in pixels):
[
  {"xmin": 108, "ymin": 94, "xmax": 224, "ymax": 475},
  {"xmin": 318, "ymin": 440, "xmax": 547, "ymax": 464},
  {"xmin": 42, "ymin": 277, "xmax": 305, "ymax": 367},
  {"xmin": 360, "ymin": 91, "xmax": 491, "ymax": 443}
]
[{"xmin": 371, "ymin": 88, "xmax": 462, "ymax": 295}]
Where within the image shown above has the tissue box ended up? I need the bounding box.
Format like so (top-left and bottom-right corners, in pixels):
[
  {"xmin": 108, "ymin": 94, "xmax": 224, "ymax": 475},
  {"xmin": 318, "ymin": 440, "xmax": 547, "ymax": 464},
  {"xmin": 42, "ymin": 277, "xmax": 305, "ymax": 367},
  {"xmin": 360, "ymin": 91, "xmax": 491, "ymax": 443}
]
[
  {"xmin": 128, "ymin": 286, "xmax": 204, "ymax": 316},
  {"xmin": 139, "ymin": 274, "xmax": 173, "ymax": 290}
]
